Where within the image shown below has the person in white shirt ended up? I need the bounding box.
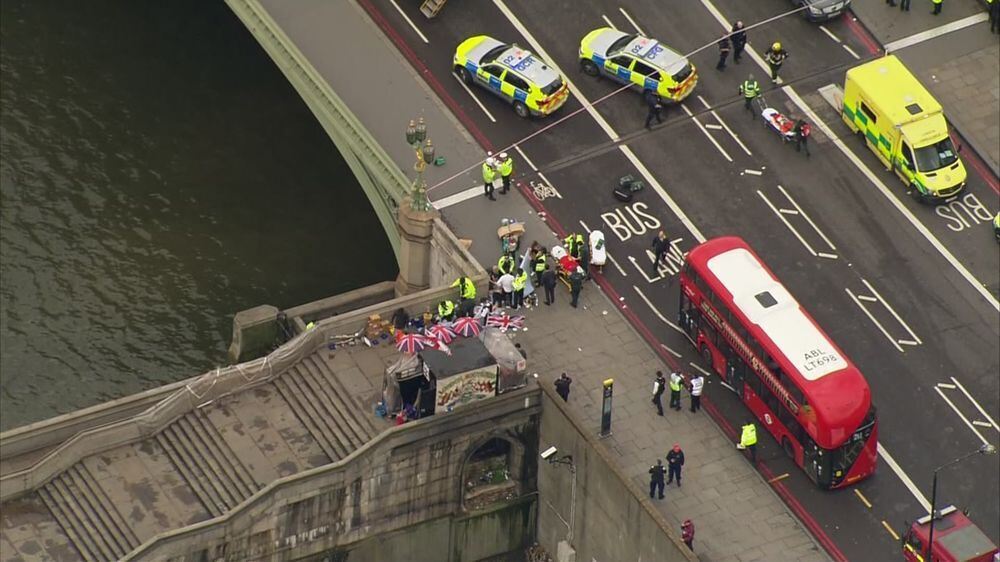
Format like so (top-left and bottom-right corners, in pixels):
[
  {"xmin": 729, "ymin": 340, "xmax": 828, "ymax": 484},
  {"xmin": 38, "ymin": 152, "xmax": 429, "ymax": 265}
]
[
  {"xmin": 689, "ymin": 373, "xmax": 704, "ymax": 413},
  {"xmin": 498, "ymin": 271, "xmax": 515, "ymax": 308}
]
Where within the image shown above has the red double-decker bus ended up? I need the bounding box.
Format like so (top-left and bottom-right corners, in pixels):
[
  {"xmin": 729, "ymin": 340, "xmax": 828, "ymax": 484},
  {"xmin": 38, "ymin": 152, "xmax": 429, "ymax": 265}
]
[{"xmin": 678, "ymin": 236, "xmax": 877, "ymax": 489}]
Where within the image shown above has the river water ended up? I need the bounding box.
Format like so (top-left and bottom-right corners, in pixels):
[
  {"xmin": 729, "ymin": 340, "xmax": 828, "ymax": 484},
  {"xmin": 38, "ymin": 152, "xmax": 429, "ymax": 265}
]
[{"xmin": 0, "ymin": 1, "xmax": 396, "ymax": 430}]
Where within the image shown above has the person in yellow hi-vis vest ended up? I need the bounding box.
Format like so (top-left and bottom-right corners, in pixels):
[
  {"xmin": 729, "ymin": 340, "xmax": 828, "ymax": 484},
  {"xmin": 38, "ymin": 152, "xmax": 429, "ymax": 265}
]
[
  {"xmin": 931, "ymin": 0, "xmax": 943, "ymax": 15},
  {"xmin": 738, "ymin": 421, "xmax": 758, "ymax": 463}
]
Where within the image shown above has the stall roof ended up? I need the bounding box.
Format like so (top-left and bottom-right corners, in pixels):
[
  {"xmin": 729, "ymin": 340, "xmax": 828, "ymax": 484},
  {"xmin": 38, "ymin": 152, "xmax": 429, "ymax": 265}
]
[{"xmin": 420, "ymin": 337, "xmax": 495, "ymax": 378}]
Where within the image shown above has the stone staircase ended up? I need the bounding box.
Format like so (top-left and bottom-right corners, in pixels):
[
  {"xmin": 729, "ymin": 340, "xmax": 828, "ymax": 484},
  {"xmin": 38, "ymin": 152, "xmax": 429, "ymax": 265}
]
[
  {"xmin": 155, "ymin": 408, "xmax": 260, "ymax": 517},
  {"xmin": 273, "ymin": 353, "xmax": 379, "ymax": 463},
  {"xmin": 37, "ymin": 463, "xmax": 140, "ymax": 562}
]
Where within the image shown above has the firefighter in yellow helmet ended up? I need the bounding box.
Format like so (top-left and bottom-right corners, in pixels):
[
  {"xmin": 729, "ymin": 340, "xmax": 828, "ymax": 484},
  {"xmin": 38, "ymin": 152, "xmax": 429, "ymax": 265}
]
[{"xmin": 764, "ymin": 41, "xmax": 788, "ymax": 83}]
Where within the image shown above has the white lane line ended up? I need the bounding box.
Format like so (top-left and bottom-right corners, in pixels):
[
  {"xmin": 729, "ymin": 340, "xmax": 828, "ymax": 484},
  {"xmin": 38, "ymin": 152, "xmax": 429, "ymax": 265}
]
[
  {"xmin": 601, "ymin": 14, "xmax": 618, "ymax": 29},
  {"xmin": 885, "ymin": 12, "xmax": 989, "ymax": 52},
  {"xmin": 935, "ymin": 386, "xmax": 991, "ymax": 447},
  {"xmin": 744, "ymin": 169, "xmax": 763, "ymax": 176},
  {"xmin": 878, "ymin": 443, "xmax": 932, "ymax": 513},
  {"xmin": 661, "ymin": 343, "xmax": 683, "ymax": 358},
  {"xmin": 495, "ymin": 0, "xmax": 706, "ymax": 243},
  {"xmin": 817, "ymin": 252, "xmax": 839, "ymax": 260},
  {"xmin": 846, "ymin": 288, "xmax": 903, "ymax": 352},
  {"xmin": 778, "ymin": 185, "xmax": 838, "ymax": 252},
  {"xmin": 936, "ymin": 382, "xmax": 957, "ymax": 390},
  {"xmin": 951, "ymin": 377, "xmax": 1000, "ymax": 432},
  {"xmin": 688, "ymin": 362, "xmax": 713, "ymax": 377},
  {"xmin": 857, "ymin": 295, "xmax": 878, "ymax": 303},
  {"xmin": 452, "ymin": 74, "xmax": 497, "ymax": 123},
  {"xmin": 898, "ymin": 339, "xmax": 920, "ymax": 346},
  {"xmin": 818, "ymin": 24, "xmax": 841, "ymax": 43},
  {"xmin": 634, "ymin": 285, "xmax": 694, "ymax": 343},
  {"xmin": 388, "ymin": 0, "xmax": 430, "ymax": 44},
  {"xmin": 432, "ymin": 185, "xmax": 484, "ymax": 209},
  {"xmin": 719, "ymin": 380, "xmax": 736, "ymax": 392},
  {"xmin": 681, "ymin": 104, "xmax": 733, "ymax": 162},
  {"xmin": 973, "ymin": 420, "xmax": 994, "ymax": 428},
  {"xmin": 842, "ymin": 44, "xmax": 860, "ymax": 60},
  {"xmin": 619, "ymin": 7, "xmax": 646, "ymax": 35},
  {"xmin": 699, "ymin": 0, "xmax": 1000, "ymax": 312},
  {"xmin": 579, "ymin": 220, "xmax": 626, "ymax": 276},
  {"xmin": 514, "ymin": 145, "xmax": 538, "ymax": 171},
  {"xmin": 698, "ymin": 95, "xmax": 753, "ymax": 156},
  {"xmin": 861, "ymin": 279, "xmax": 921, "ymax": 345},
  {"xmin": 758, "ymin": 190, "xmax": 818, "ymax": 256},
  {"xmin": 705, "ymin": 123, "xmax": 723, "ymax": 130}
]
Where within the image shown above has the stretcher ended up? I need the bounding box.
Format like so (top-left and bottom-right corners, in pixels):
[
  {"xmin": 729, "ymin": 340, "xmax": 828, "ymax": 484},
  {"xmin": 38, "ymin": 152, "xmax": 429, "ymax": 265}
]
[
  {"xmin": 550, "ymin": 245, "xmax": 580, "ymax": 291},
  {"xmin": 589, "ymin": 231, "xmax": 606, "ymax": 273},
  {"xmin": 761, "ymin": 107, "xmax": 796, "ymax": 143}
]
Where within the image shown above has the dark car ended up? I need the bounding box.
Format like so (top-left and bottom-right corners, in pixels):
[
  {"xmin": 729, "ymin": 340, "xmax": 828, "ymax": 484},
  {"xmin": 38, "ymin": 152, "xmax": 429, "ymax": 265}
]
[{"xmin": 794, "ymin": 0, "xmax": 851, "ymax": 22}]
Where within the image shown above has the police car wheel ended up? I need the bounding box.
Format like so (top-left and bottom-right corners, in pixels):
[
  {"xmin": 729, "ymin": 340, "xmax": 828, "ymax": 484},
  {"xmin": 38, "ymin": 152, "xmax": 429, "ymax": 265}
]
[
  {"xmin": 513, "ymin": 101, "xmax": 530, "ymax": 119},
  {"xmin": 581, "ymin": 60, "xmax": 599, "ymax": 77},
  {"xmin": 457, "ymin": 67, "xmax": 472, "ymax": 85}
]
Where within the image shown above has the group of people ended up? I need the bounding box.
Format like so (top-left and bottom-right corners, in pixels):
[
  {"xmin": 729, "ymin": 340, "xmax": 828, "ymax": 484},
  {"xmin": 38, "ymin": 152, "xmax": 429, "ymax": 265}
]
[
  {"xmin": 481, "ymin": 151, "xmax": 514, "ymax": 201},
  {"xmin": 490, "ymin": 238, "xmax": 588, "ymax": 311},
  {"xmin": 651, "ymin": 369, "xmax": 705, "ymax": 416},
  {"xmin": 739, "ymin": 72, "xmax": 811, "ymax": 156},
  {"xmin": 649, "ymin": 446, "xmax": 696, "ymax": 551},
  {"xmin": 714, "ymin": 21, "xmax": 786, "ymax": 81}
]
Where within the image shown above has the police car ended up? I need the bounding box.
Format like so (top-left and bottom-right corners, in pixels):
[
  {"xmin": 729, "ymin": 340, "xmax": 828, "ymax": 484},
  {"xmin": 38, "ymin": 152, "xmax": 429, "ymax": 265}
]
[
  {"xmin": 579, "ymin": 29, "xmax": 697, "ymax": 103},
  {"xmin": 454, "ymin": 36, "xmax": 569, "ymax": 118}
]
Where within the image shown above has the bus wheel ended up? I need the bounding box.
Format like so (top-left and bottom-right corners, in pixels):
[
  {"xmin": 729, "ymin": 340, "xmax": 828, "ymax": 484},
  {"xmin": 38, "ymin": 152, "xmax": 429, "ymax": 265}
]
[
  {"xmin": 699, "ymin": 345, "xmax": 713, "ymax": 372},
  {"xmin": 782, "ymin": 437, "xmax": 795, "ymax": 460}
]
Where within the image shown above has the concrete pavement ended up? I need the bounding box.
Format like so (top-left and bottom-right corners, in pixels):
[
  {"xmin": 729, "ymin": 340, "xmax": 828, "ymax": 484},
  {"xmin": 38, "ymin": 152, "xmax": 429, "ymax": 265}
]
[
  {"xmin": 259, "ymin": 1, "xmax": 833, "ymax": 560},
  {"xmin": 851, "ymin": 0, "xmax": 1000, "ymax": 174}
]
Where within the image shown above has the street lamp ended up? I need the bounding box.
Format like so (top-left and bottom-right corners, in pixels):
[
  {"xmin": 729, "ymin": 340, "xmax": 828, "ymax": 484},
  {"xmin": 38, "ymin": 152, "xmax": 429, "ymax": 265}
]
[
  {"xmin": 405, "ymin": 117, "xmax": 435, "ymax": 212},
  {"xmin": 925, "ymin": 443, "xmax": 997, "ymax": 557}
]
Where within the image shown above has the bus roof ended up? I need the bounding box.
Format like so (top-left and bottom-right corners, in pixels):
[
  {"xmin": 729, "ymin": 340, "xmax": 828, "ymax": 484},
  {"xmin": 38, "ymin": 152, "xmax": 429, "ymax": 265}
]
[
  {"xmin": 845, "ymin": 55, "xmax": 942, "ymax": 126},
  {"xmin": 687, "ymin": 237, "xmax": 871, "ymax": 448}
]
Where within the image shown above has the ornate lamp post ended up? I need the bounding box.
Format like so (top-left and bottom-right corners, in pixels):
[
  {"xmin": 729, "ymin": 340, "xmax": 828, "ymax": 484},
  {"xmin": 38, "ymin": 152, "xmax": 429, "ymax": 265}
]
[
  {"xmin": 405, "ymin": 117, "xmax": 435, "ymax": 212},
  {"xmin": 925, "ymin": 443, "xmax": 996, "ymax": 558}
]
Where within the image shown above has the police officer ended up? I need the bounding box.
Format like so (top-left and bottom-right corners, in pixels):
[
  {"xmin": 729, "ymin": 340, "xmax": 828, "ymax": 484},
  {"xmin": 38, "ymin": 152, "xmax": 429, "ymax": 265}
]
[
  {"xmin": 931, "ymin": 0, "xmax": 942, "ymax": 15},
  {"xmin": 512, "ymin": 268, "xmax": 528, "ymax": 310},
  {"xmin": 649, "ymin": 459, "xmax": 666, "ymax": 499},
  {"xmin": 498, "ymin": 253, "xmax": 515, "ymax": 276},
  {"xmin": 716, "ymin": 35, "xmax": 731, "ymax": 71},
  {"xmin": 689, "ymin": 372, "xmax": 704, "ymax": 413},
  {"xmin": 739, "ymin": 74, "xmax": 761, "ymax": 118},
  {"xmin": 669, "ymin": 370, "xmax": 684, "ymax": 411},
  {"xmin": 437, "ymin": 299, "xmax": 456, "ymax": 322},
  {"xmin": 482, "ymin": 157, "xmax": 497, "ymax": 201},
  {"xmin": 731, "ymin": 21, "xmax": 747, "ymax": 63},
  {"xmin": 498, "ymin": 152, "xmax": 514, "ymax": 194},
  {"xmin": 989, "ymin": 0, "xmax": 999, "ymax": 33},
  {"xmin": 651, "ymin": 371, "xmax": 666, "ymax": 416},
  {"xmin": 452, "ymin": 276, "xmax": 476, "ymax": 301},
  {"xmin": 739, "ymin": 420, "xmax": 758, "ymax": 463},
  {"xmin": 533, "ymin": 248, "xmax": 548, "ymax": 286},
  {"xmin": 541, "ymin": 263, "xmax": 557, "ymax": 306},
  {"xmin": 764, "ymin": 42, "xmax": 788, "ymax": 83},
  {"xmin": 644, "ymin": 89, "xmax": 663, "ymax": 130},
  {"xmin": 569, "ymin": 267, "xmax": 584, "ymax": 308}
]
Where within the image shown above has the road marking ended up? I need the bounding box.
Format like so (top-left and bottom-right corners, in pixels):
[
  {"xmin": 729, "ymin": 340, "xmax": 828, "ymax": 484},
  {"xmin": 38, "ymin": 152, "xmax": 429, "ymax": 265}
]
[
  {"xmin": 935, "ymin": 386, "xmax": 991, "ymax": 446},
  {"xmin": 818, "ymin": 25, "xmax": 841, "ymax": 43},
  {"xmin": 936, "ymin": 382, "xmax": 957, "ymax": 390},
  {"xmin": 882, "ymin": 521, "xmax": 900, "ymax": 542},
  {"xmin": 698, "ymin": 95, "xmax": 753, "ymax": 156},
  {"xmin": 619, "ymin": 7, "xmax": 646, "ymax": 35},
  {"xmin": 514, "ymin": 145, "xmax": 538, "ymax": 171},
  {"xmin": 950, "ymin": 377, "xmax": 999, "ymax": 432},
  {"xmin": 633, "ymin": 285, "xmax": 693, "ymax": 342},
  {"xmin": 601, "ymin": 14, "xmax": 617, "ymax": 29},
  {"xmin": 580, "ymin": 220, "xmax": 625, "ymax": 275},
  {"xmin": 744, "ymin": 169, "xmax": 763, "ymax": 176},
  {"xmin": 877, "ymin": 443, "xmax": 931, "ymax": 513},
  {"xmin": 842, "ymin": 44, "xmax": 860, "ymax": 60},
  {"xmin": 778, "ymin": 184, "xmax": 838, "ymax": 253},
  {"xmin": 452, "ymin": 74, "xmax": 497, "ymax": 122},
  {"xmin": 698, "ymin": 0, "xmax": 1000, "ymax": 313},
  {"xmin": 387, "ymin": 0, "xmax": 429, "ymax": 44},
  {"xmin": 705, "ymin": 123, "xmax": 723, "ymax": 130},
  {"xmin": 688, "ymin": 362, "xmax": 712, "ymax": 377},
  {"xmin": 759, "ymin": 190, "xmax": 819, "ymax": 257},
  {"xmin": 973, "ymin": 420, "xmax": 994, "ymax": 428},
  {"xmin": 885, "ymin": 12, "xmax": 990, "ymax": 52},
  {"xmin": 854, "ymin": 489, "xmax": 872, "ymax": 509},
  {"xmin": 494, "ymin": 0, "xmax": 706, "ymax": 244},
  {"xmin": 817, "ymin": 253, "xmax": 838, "ymax": 260},
  {"xmin": 719, "ymin": 381, "xmax": 735, "ymax": 392},
  {"xmin": 857, "ymin": 295, "xmax": 877, "ymax": 303},
  {"xmin": 660, "ymin": 343, "xmax": 683, "ymax": 358},
  {"xmin": 681, "ymin": 103, "xmax": 733, "ymax": 162},
  {"xmin": 432, "ymin": 185, "xmax": 485, "ymax": 209},
  {"xmin": 846, "ymin": 288, "xmax": 903, "ymax": 352},
  {"xmin": 861, "ymin": 279, "xmax": 921, "ymax": 345}
]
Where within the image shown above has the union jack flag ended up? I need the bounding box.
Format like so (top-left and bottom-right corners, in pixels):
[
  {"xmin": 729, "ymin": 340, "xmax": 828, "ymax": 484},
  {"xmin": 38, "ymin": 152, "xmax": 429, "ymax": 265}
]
[{"xmin": 486, "ymin": 313, "xmax": 525, "ymax": 331}]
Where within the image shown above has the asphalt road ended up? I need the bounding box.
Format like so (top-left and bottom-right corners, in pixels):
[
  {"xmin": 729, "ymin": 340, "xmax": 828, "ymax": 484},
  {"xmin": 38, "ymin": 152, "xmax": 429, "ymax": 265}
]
[{"xmin": 364, "ymin": 0, "xmax": 1000, "ymax": 559}]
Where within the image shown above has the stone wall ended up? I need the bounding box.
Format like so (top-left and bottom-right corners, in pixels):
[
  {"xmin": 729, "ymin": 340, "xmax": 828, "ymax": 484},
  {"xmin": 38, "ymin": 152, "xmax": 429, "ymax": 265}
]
[
  {"xmin": 120, "ymin": 387, "xmax": 540, "ymax": 561},
  {"xmin": 536, "ymin": 385, "xmax": 697, "ymax": 562}
]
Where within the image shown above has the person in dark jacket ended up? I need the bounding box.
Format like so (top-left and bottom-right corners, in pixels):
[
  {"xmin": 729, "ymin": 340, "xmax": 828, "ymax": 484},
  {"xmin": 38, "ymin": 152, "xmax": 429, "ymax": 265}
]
[
  {"xmin": 666, "ymin": 443, "xmax": 685, "ymax": 487},
  {"xmin": 650, "ymin": 230, "xmax": 670, "ymax": 273},
  {"xmin": 649, "ymin": 459, "xmax": 666, "ymax": 499},
  {"xmin": 569, "ymin": 268, "xmax": 584, "ymax": 308},
  {"xmin": 716, "ymin": 36, "xmax": 732, "ymax": 70},
  {"xmin": 651, "ymin": 371, "xmax": 666, "ymax": 416},
  {"xmin": 794, "ymin": 119, "xmax": 811, "ymax": 157},
  {"xmin": 541, "ymin": 263, "xmax": 557, "ymax": 305},
  {"xmin": 731, "ymin": 21, "xmax": 747, "ymax": 63},
  {"xmin": 644, "ymin": 89, "xmax": 663, "ymax": 130},
  {"xmin": 554, "ymin": 372, "xmax": 572, "ymax": 402}
]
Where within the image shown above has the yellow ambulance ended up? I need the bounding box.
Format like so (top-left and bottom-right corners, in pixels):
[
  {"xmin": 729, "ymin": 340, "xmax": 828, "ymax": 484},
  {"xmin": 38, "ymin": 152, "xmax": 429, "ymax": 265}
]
[{"xmin": 842, "ymin": 55, "xmax": 966, "ymax": 201}]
